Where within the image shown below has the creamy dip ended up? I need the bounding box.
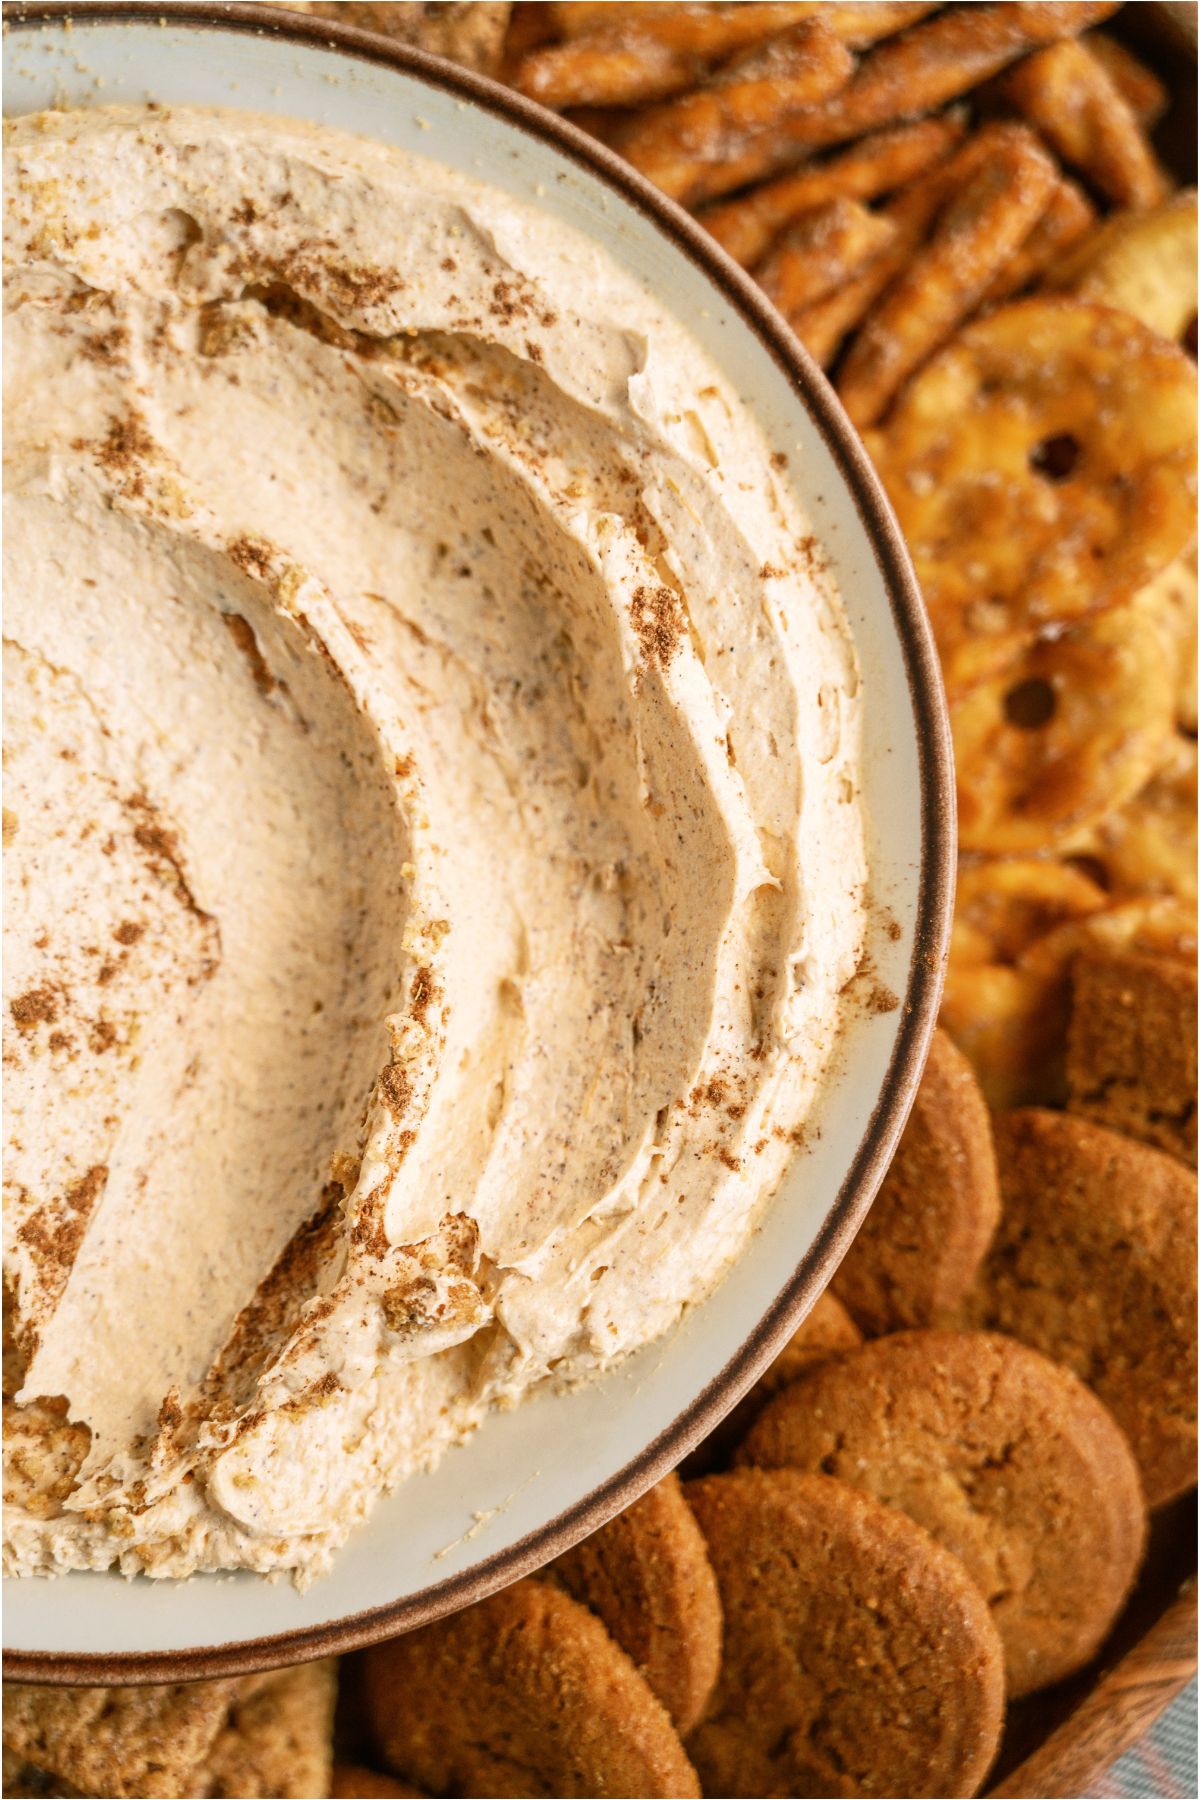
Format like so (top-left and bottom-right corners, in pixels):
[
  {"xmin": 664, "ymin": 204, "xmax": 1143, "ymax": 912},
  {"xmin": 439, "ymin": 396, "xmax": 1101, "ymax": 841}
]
[{"xmin": 3, "ymin": 106, "xmax": 866, "ymax": 1583}]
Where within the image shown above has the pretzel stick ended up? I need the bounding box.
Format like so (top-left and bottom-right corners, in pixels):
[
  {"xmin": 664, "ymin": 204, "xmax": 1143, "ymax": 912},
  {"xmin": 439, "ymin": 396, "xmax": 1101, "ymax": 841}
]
[
  {"xmin": 788, "ymin": 144, "xmax": 980, "ymax": 366},
  {"xmin": 1084, "ymin": 30, "xmax": 1169, "ymax": 128},
  {"xmin": 619, "ymin": 17, "xmax": 854, "ymax": 201},
  {"xmin": 1003, "ymin": 38, "xmax": 1169, "ymax": 209},
  {"xmin": 518, "ymin": 3, "xmax": 939, "ymax": 109},
  {"xmin": 516, "ymin": 34, "xmax": 706, "ymax": 108},
  {"xmin": 699, "ymin": 114, "xmax": 964, "ymax": 267},
  {"xmin": 680, "ymin": 0, "xmax": 1121, "ymax": 207},
  {"xmin": 550, "ymin": 3, "xmax": 842, "ymax": 50},
  {"xmin": 552, "ymin": 2, "xmax": 938, "ymax": 47},
  {"xmin": 757, "ymin": 198, "xmax": 898, "ymax": 315},
  {"xmin": 837, "ymin": 121, "xmax": 1059, "ymax": 425},
  {"xmin": 982, "ymin": 176, "xmax": 1097, "ymax": 304}
]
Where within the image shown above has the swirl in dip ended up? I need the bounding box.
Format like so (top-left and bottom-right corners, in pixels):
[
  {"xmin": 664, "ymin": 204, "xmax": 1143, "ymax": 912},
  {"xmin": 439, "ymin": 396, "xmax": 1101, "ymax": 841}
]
[{"xmin": 3, "ymin": 107, "xmax": 866, "ymax": 1583}]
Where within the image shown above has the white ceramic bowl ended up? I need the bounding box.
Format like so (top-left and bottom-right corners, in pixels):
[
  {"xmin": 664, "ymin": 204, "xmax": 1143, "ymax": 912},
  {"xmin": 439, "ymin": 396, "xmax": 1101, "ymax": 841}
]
[{"xmin": 3, "ymin": 1, "xmax": 953, "ymax": 1683}]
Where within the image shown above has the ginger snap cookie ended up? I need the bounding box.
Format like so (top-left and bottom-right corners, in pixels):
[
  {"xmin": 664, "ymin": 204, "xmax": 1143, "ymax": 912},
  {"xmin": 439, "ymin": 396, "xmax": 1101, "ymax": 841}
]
[
  {"xmin": 333, "ymin": 1765, "xmax": 425, "ymax": 1797},
  {"xmin": 967, "ymin": 1109, "xmax": 1198, "ymax": 1508},
  {"xmin": 685, "ymin": 1468, "xmax": 1005, "ymax": 1799},
  {"xmin": 547, "ymin": 1472, "xmax": 721, "ymax": 1736},
  {"xmin": 1, "ymin": 1676, "xmax": 251, "ymax": 1800},
  {"xmin": 1067, "ymin": 948, "xmax": 1198, "ymax": 1167},
  {"xmin": 685, "ymin": 1289, "xmax": 863, "ymax": 1475},
  {"xmin": 199, "ymin": 1661, "xmax": 337, "ymax": 1799},
  {"xmin": 833, "ymin": 1029, "xmax": 1000, "ymax": 1333},
  {"xmin": 364, "ymin": 1577, "xmax": 699, "ymax": 1797},
  {"xmin": 738, "ymin": 1330, "xmax": 1146, "ymax": 1695}
]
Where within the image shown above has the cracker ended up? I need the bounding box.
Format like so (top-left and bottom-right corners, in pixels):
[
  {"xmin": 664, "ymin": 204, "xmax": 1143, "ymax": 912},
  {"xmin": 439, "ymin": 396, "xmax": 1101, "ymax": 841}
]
[
  {"xmin": 363, "ymin": 1578, "xmax": 700, "ymax": 1796},
  {"xmin": 871, "ymin": 300, "xmax": 1198, "ymax": 696},
  {"xmin": 1067, "ymin": 948, "xmax": 1198, "ymax": 1170},
  {"xmin": 945, "ymin": 880, "xmax": 1194, "ymax": 1118},
  {"xmin": 942, "ymin": 856, "xmax": 1110, "ymax": 1111},
  {"xmin": 833, "ymin": 1029, "xmax": 1000, "ymax": 1334},
  {"xmin": 837, "ymin": 121, "xmax": 1057, "ymax": 426},
  {"xmin": 547, "ymin": 1473, "xmax": 721, "ymax": 1736},
  {"xmin": 685, "ymin": 1468, "xmax": 1005, "ymax": 1799},
  {"xmin": 738, "ymin": 1330, "xmax": 1147, "ymax": 1695},
  {"xmin": 1003, "ymin": 37, "xmax": 1169, "ymax": 210},
  {"xmin": 969, "ymin": 1110, "xmax": 1198, "ymax": 1502}
]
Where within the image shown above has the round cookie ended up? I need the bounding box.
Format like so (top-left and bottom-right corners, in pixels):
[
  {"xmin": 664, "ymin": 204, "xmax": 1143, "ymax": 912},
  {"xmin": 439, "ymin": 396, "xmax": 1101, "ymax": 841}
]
[
  {"xmin": 547, "ymin": 1473, "xmax": 722, "ymax": 1736},
  {"xmin": 685, "ymin": 1468, "xmax": 1005, "ymax": 1799},
  {"xmin": 685, "ymin": 1290, "xmax": 863, "ymax": 1475},
  {"xmin": 966, "ymin": 1109, "xmax": 1198, "ymax": 1507},
  {"xmin": 363, "ymin": 1578, "xmax": 699, "ymax": 1798},
  {"xmin": 737, "ymin": 1330, "xmax": 1146, "ymax": 1695},
  {"xmin": 333, "ymin": 1765, "xmax": 425, "ymax": 1797},
  {"xmin": 833, "ymin": 1030, "xmax": 1000, "ymax": 1334}
]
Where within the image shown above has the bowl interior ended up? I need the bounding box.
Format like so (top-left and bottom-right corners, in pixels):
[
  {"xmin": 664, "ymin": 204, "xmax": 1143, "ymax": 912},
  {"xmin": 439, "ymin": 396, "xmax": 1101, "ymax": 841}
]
[{"xmin": 2, "ymin": 7, "xmax": 951, "ymax": 1679}]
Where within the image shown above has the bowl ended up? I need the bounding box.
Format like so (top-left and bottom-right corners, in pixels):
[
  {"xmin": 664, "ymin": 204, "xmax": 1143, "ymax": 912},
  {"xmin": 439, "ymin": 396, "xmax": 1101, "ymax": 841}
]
[{"xmin": 2, "ymin": 1, "xmax": 953, "ymax": 1684}]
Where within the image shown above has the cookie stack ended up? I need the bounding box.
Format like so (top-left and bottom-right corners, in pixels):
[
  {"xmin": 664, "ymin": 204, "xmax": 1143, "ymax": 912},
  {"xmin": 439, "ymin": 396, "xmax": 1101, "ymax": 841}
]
[{"xmin": 342, "ymin": 1022, "xmax": 1193, "ymax": 1798}]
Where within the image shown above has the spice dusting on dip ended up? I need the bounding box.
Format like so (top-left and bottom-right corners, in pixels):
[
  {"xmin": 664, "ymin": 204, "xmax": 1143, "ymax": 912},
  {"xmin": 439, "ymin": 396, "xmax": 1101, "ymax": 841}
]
[{"xmin": 3, "ymin": 107, "xmax": 866, "ymax": 1584}]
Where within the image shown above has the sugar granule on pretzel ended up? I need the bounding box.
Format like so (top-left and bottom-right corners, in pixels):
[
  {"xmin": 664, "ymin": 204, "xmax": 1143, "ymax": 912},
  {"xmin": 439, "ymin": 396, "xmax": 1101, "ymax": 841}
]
[{"xmin": 871, "ymin": 298, "xmax": 1199, "ymax": 695}]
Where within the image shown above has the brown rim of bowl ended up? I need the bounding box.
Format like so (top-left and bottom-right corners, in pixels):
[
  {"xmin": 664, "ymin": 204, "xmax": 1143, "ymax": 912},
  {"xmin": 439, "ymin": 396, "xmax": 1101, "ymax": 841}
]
[{"xmin": 3, "ymin": 0, "xmax": 955, "ymax": 1687}]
